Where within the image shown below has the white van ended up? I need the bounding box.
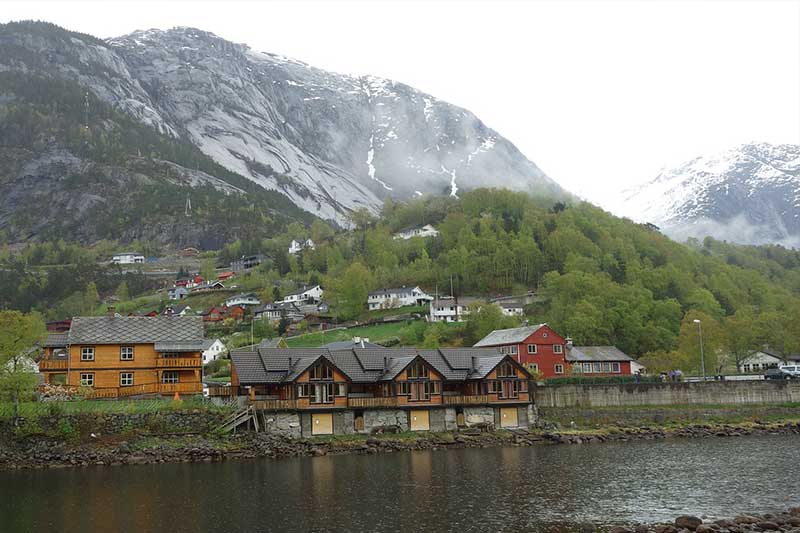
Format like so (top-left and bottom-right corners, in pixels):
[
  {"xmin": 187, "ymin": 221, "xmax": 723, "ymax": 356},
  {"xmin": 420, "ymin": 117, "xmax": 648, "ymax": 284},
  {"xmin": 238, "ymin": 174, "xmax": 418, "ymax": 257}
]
[{"xmin": 778, "ymin": 365, "xmax": 800, "ymax": 378}]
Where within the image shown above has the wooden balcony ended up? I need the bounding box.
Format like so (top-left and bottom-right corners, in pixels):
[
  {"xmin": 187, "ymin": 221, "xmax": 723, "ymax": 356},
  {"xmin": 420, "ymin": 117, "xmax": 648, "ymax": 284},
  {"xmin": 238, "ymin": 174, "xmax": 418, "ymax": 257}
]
[
  {"xmin": 207, "ymin": 386, "xmax": 235, "ymax": 397},
  {"xmin": 156, "ymin": 357, "xmax": 202, "ymax": 368},
  {"xmin": 348, "ymin": 396, "xmax": 399, "ymax": 408},
  {"xmin": 251, "ymin": 399, "xmax": 298, "ymax": 410},
  {"xmin": 38, "ymin": 359, "xmax": 68, "ymax": 370},
  {"xmin": 158, "ymin": 382, "xmax": 203, "ymax": 394},
  {"xmin": 442, "ymin": 394, "xmax": 491, "ymax": 405}
]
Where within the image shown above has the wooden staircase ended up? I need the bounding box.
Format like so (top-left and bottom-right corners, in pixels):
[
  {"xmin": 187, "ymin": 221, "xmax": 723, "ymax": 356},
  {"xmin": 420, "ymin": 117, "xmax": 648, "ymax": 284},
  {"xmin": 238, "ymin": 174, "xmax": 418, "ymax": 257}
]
[{"xmin": 215, "ymin": 405, "xmax": 259, "ymax": 433}]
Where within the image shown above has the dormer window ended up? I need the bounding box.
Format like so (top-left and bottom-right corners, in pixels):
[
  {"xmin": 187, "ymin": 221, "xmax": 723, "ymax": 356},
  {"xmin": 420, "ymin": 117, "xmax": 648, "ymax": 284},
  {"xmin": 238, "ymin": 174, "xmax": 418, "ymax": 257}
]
[
  {"xmin": 310, "ymin": 362, "xmax": 333, "ymax": 380},
  {"xmin": 497, "ymin": 362, "xmax": 516, "ymax": 378},
  {"xmin": 407, "ymin": 362, "xmax": 429, "ymax": 379}
]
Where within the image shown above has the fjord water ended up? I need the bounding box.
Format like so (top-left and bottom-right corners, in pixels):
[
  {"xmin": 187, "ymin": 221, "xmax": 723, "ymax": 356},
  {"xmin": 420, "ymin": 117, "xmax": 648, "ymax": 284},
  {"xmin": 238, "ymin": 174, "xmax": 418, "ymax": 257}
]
[{"xmin": 2, "ymin": 435, "xmax": 799, "ymax": 532}]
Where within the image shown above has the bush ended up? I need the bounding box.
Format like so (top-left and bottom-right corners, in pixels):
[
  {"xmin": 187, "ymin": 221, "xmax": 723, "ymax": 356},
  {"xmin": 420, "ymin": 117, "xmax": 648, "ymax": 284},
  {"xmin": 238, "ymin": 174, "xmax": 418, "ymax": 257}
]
[
  {"xmin": 544, "ymin": 375, "xmax": 663, "ymax": 386},
  {"xmin": 56, "ymin": 418, "xmax": 79, "ymax": 443}
]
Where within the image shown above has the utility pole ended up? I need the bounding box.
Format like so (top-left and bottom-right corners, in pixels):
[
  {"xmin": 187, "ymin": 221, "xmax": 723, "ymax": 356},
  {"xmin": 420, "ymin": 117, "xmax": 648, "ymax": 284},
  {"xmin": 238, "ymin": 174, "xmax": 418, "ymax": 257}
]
[{"xmin": 693, "ymin": 319, "xmax": 706, "ymax": 381}]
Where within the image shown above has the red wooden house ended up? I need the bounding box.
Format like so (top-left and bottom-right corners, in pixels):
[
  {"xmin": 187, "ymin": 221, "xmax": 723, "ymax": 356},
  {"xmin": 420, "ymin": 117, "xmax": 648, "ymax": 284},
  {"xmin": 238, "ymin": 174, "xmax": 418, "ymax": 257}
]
[
  {"xmin": 474, "ymin": 324, "xmax": 568, "ymax": 378},
  {"xmin": 201, "ymin": 306, "xmax": 228, "ymax": 323},
  {"xmin": 566, "ymin": 346, "xmax": 635, "ymax": 376}
]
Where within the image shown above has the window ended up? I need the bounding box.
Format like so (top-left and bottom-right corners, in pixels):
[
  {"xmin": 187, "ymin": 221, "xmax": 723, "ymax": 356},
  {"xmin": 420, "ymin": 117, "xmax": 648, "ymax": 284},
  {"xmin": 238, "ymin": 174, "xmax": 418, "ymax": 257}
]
[
  {"xmin": 410, "ymin": 381, "xmax": 431, "ymax": 401},
  {"xmin": 297, "ymin": 383, "xmax": 310, "ymax": 397},
  {"xmin": 489, "ymin": 381, "xmax": 502, "ymax": 394},
  {"xmin": 407, "ymin": 362, "xmax": 429, "ymax": 379},
  {"xmin": 497, "ymin": 362, "xmax": 516, "ymax": 378},
  {"xmin": 431, "ymin": 381, "xmax": 441, "ymax": 394},
  {"xmin": 612, "ymin": 362, "xmax": 621, "ymax": 373},
  {"xmin": 120, "ymin": 346, "xmax": 134, "ymax": 361},
  {"xmin": 311, "ymin": 383, "xmax": 335, "ymax": 404},
  {"xmin": 398, "ymin": 382, "xmax": 411, "ymax": 395},
  {"xmin": 509, "ymin": 345, "xmax": 518, "ymax": 355},
  {"xmin": 51, "ymin": 373, "xmax": 67, "ymax": 385},
  {"xmin": 553, "ymin": 344, "xmax": 563, "ymax": 354},
  {"xmin": 555, "ymin": 364, "xmax": 564, "ymax": 374},
  {"xmin": 120, "ymin": 372, "xmax": 134, "ymax": 386},
  {"xmin": 593, "ymin": 363, "xmax": 602, "ymax": 373},
  {"xmin": 526, "ymin": 363, "xmax": 539, "ymax": 374},
  {"xmin": 310, "ymin": 363, "xmax": 333, "ymax": 380},
  {"xmin": 162, "ymin": 352, "xmax": 182, "ymax": 359},
  {"xmin": 79, "ymin": 373, "xmax": 94, "ymax": 387},
  {"xmin": 161, "ymin": 371, "xmax": 179, "ymax": 384},
  {"xmin": 603, "ymin": 362, "xmax": 611, "ymax": 373},
  {"xmin": 743, "ymin": 364, "xmax": 751, "ymax": 372},
  {"xmin": 527, "ymin": 344, "xmax": 537, "ymax": 354},
  {"xmin": 336, "ymin": 383, "xmax": 347, "ymax": 397},
  {"xmin": 582, "ymin": 363, "xmax": 592, "ymax": 373},
  {"xmin": 81, "ymin": 347, "xmax": 95, "ymax": 361}
]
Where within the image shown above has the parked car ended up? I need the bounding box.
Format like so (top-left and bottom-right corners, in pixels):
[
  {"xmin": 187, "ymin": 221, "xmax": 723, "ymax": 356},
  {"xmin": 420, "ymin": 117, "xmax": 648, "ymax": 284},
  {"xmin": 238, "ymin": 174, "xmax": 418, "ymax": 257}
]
[
  {"xmin": 778, "ymin": 365, "xmax": 800, "ymax": 378},
  {"xmin": 764, "ymin": 368, "xmax": 793, "ymax": 380}
]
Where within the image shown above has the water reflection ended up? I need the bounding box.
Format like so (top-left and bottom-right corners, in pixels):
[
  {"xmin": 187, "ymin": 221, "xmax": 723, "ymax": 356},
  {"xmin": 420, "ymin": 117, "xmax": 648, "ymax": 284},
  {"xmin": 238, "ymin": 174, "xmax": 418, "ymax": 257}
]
[{"xmin": 1, "ymin": 435, "xmax": 799, "ymax": 532}]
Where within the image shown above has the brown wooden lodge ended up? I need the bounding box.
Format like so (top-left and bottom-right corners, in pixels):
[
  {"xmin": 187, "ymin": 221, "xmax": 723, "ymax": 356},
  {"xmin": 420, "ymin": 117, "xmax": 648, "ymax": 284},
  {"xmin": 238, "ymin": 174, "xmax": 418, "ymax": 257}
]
[{"xmin": 229, "ymin": 346, "xmax": 535, "ymax": 434}]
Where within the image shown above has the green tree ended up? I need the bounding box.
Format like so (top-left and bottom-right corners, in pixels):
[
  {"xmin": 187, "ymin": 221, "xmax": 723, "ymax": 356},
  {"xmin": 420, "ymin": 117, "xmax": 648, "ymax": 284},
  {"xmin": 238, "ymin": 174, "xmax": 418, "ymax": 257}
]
[
  {"xmin": 116, "ymin": 280, "xmax": 130, "ymax": 301},
  {"xmin": 462, "ymin": 303, "xmax": 519, "ymax": 346},
  {"xmin": 0, "ymin": 311, "xmax": 47, "ymax": 424},
  {"xmin": 329, "ymin": 262, "xmax": 373, "ymax": 321},
  {"xmin": 84, "ymin": 281, "xmax": 99, "ymax": 312},
  {"xmin": 677, "ymin": 311, "xmax": 725, "ymax": 375},
  {"xmin": 200, "ymin": 258, "xmax": 216, "ymax": 281}
]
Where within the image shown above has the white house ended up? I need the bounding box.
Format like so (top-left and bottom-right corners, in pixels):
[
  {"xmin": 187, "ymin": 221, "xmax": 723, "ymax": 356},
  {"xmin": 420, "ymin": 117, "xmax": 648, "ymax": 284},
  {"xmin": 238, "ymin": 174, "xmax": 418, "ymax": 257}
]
[
  {"xmin": 225, "ymin": 292, "xmax": 262, "ymax": 307},
  {"xmin": 111, "ymin": 252, "xmax": 145, "ymax": 265},
  {"xmin": 168, "ymin": 287, "xmax": 189, "ymax": 300},
  {"xmin": 254, "ymin": 302, "xmax": 305, "ymax": 322},
  {"xmin": 281, "ymin": 285, "xmax": 324, "ymax": 304},
  {"xmin": 368, "ymin": 286, "xmax": 433, "ymax": 311},
  {"xmin": 429, "ymin": 296, "xmax": 481, "ymax": 323},
  {"xmin": 288, "ymin": 238, "xmax": 315, "ymax": 255},
  {"xmin": 393, "ymin": 224, "xmax": 440, "ymax": 240},
  {"xmin": 201, "ymin": 338, "xmax": 227, "ymax": 364},
  {"xmin": 495, "ymin": 301, "xmax": 524, "ymax": 317},
  {"xmin": 737, "ymin": 350, "xmax": 800, "ymax": 373}
]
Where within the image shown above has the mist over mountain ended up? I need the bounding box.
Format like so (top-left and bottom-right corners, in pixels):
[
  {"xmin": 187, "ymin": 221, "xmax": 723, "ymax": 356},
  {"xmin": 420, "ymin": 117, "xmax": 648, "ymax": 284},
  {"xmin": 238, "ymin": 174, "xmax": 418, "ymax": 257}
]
[
  {"xmin": 617, "ymin": 142, "xmax": 800, "ymax": 248},
  {"xmin": 0, "ymin": 21, "xmax": 566, "ymax": 243}
]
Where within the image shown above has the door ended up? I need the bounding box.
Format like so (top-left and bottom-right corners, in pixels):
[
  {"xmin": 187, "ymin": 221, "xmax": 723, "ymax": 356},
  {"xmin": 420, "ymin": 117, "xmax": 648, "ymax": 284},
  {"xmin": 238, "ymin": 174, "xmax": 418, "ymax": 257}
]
[
  {"xmin": 312, "ymin": 413, "xmax": 333, "ymax": 435},
  {"xmin": 410, "ymin": 410, "xmax": 430, "ymax": 431},
  {"xmin": 500, "ymin": 407, "xmax": 519, "ymax": 428}
]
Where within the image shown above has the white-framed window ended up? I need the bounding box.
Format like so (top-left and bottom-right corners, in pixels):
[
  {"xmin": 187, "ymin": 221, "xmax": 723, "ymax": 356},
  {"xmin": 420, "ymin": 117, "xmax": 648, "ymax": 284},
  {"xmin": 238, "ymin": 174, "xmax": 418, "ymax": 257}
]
[
  {"xmin": 81, "ymin": 347, "xmax": 95, "ymax": 361},
  {"xmin": 582, "ymin": 363, "xmax": 592, "ymax": 373},
  {"xmin": 743, "ymin": 364, "xmax": 751, "ymax": 372},
  {"xmin": 553, "ymin": 344, "xmax": 563, "ymax": 354},
  {"xmin": 509, "ymin": 345, "xmax": 518, "ymax": 355},
  {"xmin": 79, "ymin": 373, "xmax": 94, "ymax": 387},
  {"xmin": 120, "ymin": 346, "xmax": 134, "ymax": 361},
  {"xmin": 120, "ymin": 372, "xmax": 134, "ymax": 386},
  {"xmin": 603, "ymin": 362, "xmax": 611, "ymax": 373},
  {"xmin": 336, "ymin": 383, "xmax": 347, "ymax": 397},
  {"xmin": 527, "ymin": 363, "xmax": 539, "ymax": 374},
  {"xmin": 528, "ymin": 344, "xmax": 537, "ymax": 354},
  {"xmin": 542, "ymin": 332, "xmax": 548, "ymax": 338},
  {"xmin": 161, "ymin": 371, "xmax": 179, "ymax": 384},
  {"xmin": 612, "ymin": 362, "xmax": 621, "ymax": 373},
  {"xmin": 555, "ymin": 364, "xmax": 564, "ymax": 374}
]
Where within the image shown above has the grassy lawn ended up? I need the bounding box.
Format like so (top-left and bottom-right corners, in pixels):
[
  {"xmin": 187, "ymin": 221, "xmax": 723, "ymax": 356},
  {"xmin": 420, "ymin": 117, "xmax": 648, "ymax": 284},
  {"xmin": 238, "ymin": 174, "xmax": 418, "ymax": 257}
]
[
  {"xmin": 286, "ymin": 321, "xmax": 412, "ymax": 347},
  {"xmin": 0, "ymin": 397, "xmax": 231, "ymax": 419}
]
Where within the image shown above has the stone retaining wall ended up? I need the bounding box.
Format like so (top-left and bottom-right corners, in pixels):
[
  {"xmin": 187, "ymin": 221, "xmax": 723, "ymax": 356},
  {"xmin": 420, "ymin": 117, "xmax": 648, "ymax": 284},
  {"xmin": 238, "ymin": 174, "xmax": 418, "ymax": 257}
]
[{"xmin": 534, "ymin": 380, "xmax": 800, "ymax": 408}]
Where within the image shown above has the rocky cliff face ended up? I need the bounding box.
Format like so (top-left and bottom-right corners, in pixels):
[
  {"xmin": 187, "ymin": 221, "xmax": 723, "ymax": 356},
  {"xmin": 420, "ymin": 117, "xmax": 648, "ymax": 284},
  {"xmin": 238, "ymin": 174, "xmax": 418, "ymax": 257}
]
[
  {"xmin": 618, "ymin": 143, "xmax": 800, "ymax": 247},
  {"xmin": 0, "ymin": 22, "xmax": 565, "ymax": 228}
]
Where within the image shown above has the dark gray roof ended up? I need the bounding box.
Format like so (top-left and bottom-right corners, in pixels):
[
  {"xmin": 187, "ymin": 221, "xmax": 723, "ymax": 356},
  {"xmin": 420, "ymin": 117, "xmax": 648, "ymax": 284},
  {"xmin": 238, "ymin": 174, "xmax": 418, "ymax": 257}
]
[
  {"xmin": 154, "ymin": 341, "xmax": 206, "ymax": 352},
  {"xmin": 68, "ymin": 316, "xmax": 204, "ymax": 345},
  {"xmin": 229, "ymin": 346, "xmax": 515, "ymax": 385},
  {"xmin": 43, "ymin": 333, "xmax": 69, "ymax": 347},
  {"xmin": 567, "ymin": 346, "xmax": 633, "ymax": 362},
  {"xmin": 474, "ymin": 324, "xmax": 545, "ymax": 347},
  {"xmin": 369, "ymin": 287, "xmax": 420, "ymax": 297}
]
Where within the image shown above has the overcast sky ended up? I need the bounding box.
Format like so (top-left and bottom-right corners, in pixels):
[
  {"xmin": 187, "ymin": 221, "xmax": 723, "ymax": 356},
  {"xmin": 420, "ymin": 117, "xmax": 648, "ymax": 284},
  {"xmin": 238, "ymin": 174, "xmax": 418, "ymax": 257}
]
[{"xmin": 3, "ymin": 0, "xmax": 799, "ymax": 209}]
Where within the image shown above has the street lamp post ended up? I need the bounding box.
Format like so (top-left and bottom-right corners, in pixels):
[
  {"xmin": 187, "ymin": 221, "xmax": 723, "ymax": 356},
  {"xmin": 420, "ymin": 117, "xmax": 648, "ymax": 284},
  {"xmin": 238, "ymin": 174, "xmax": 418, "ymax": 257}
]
[{"xmin": 693, "ymin": 319, "xmax": 706, "ymax": 381}]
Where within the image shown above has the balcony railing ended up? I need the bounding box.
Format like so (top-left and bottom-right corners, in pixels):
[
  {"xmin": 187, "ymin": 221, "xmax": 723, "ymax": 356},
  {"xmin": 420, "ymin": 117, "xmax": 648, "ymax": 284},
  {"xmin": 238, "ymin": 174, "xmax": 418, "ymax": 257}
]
[
  {"xmin": 443, "ymin": 394, "xmax": 491, "ymax": 405},
  {"xmin": 38, "ymin": 359, "xmax": 68, "ymax": 370},
  {"xmin": 251, "ymin": 399, "xmax": 299, "ymax": 410},
  {"xmin": 207, "ymin": 386, "xmax": 235, "ymax": 397},
  {"xmin": 156, "ymin": 358, "xmax": 202, "ymax": 368},
  {"xmin": 158, "ymin": 382, "xmax": 203, "ymax": 394},
  {"xmin": 347, "ymin": 396, "xmax": 399, "ymax": 408}
]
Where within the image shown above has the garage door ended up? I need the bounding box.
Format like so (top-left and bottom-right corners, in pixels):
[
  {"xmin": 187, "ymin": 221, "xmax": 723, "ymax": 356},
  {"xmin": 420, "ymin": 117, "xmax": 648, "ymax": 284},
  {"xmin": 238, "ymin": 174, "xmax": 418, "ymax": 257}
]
[
  {"xmin": 500, "ymin": 407, "xmax": 519, "ymax": 428},
  {"xmin": 409, "ymin": 410, "xmax": 430, "ymax": 431},
  {"xmin": 312, "ymin": 413, "xmax": 333, "ymax": 435}
]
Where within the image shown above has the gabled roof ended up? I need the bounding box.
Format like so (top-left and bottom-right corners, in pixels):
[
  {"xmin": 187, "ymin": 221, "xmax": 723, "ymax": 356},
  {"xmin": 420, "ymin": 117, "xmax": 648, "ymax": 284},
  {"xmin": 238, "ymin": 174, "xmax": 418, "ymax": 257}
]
[
  {"xmin": 43, "ymin": 333, "xmax": 69, "ymax": 347},
  {"xmin": 473, "ymin": 324, "xmax": 545, "ymax": 347},
  {"xmin": 68, "ymin": 316, "xmax": 203, "ymax": 345},
  {"xmin": 567, "ymin": 346, "xmax": 633, "ymax": 362},
  {"xmin": 229, "ymin": 346, "xmax": 516, "ymax": 385}
]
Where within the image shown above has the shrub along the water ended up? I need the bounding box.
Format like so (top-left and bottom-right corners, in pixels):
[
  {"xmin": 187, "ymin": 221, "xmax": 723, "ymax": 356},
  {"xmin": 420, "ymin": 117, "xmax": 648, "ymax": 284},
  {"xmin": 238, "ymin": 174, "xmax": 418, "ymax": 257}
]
[{"xmin": 544, "ymin": 375, "xmax": 664, "ymax": 386}]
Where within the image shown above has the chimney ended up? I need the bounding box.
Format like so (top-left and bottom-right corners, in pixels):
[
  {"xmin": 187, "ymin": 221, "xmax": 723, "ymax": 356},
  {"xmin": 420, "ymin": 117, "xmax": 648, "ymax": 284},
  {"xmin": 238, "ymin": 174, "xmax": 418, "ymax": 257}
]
[
  {"xmin": 471, "ymin": 356, "xmax": 477, "ymax": 373},
  {"xmin": 107, "ymin": 306, "xmax": 116, "ymax": 318},
  {"xmin": 287, "ymin": 357, "xmax": 293, "ymax": 369},
  {"xmin": 566, "ymin": 337, "xmax": 573, "ymax": 350},
  {"xmin": 353, "ymin": 336, "xmax": 361, "ymax": 345},
  {"xmin": 383, "ymin": 356, "xmax": 388, "ymax": 373}
]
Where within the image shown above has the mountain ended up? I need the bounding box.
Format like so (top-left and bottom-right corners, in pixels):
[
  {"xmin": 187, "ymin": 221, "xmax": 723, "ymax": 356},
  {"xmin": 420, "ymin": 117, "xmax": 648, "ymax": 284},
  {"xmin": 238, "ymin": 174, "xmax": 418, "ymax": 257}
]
[
  {"xmin": 617, "ymin": 143, "xmax": 800, "ymax": 248},
  {"xmin": 0, "ymin": 21, "xmax": 566, "ymax": 244}
]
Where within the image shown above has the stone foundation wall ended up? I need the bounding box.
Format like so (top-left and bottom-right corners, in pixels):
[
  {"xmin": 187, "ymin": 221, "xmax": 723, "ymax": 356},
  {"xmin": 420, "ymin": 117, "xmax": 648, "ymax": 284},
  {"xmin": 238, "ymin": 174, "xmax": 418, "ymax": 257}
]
[
  {"xmin": 463, "ymin": 407, "xmax": 495, "ymax": 427},
  {"xmin": 261, "ymin": 412, "xmax": 302, "ymax": 438},
  {"xmin": 363, "ymin": 409, "xmax": 409, "ymax": 432},
  {"xmin": 1, "ymin": 412, "xmax": 227, "ymax": 437}
]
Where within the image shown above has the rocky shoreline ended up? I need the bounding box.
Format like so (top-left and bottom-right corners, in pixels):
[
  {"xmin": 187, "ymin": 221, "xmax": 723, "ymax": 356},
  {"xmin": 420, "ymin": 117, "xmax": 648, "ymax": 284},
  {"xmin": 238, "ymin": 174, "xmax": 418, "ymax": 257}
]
[
  {"xmin": 0, "ymin": 419, "xmax": 799, "ymax": 472},
  {"xmin": 603, "ymin": 508, "xmax": 800, "ymax": 533}
]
